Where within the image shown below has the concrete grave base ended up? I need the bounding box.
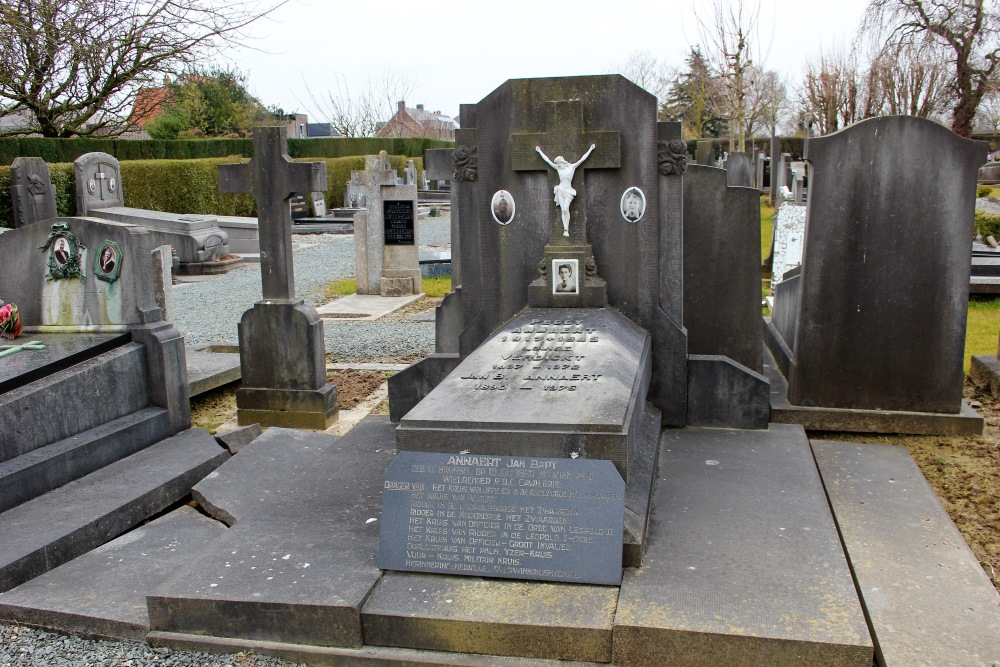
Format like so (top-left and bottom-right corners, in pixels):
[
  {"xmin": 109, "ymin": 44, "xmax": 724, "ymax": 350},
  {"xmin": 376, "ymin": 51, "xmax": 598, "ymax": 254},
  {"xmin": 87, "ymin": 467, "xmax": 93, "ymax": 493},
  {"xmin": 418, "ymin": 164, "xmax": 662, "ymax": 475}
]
[
  {"xmin": 764, "ymin": 344, "xmax": 983, "ymax": 436},
  {"xmin": 969, "ymin": 354, "xmax": 1000, "ymax": 398},
  {"xmin": 237, "ymin": 386, "xmax": 337, "ymax": 430}
]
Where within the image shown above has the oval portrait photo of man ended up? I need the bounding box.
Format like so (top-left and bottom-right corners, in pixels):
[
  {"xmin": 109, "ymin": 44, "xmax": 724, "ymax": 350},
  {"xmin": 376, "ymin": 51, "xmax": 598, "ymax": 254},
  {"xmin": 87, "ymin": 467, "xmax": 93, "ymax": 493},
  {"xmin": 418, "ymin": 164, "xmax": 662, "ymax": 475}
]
[
  {"xmin": 491, "ymin": 190, "xmax": 515, "ymax": 225},
  {"xmin": 620, "ymin": 187, "xmax": 646, "ymax": 223}
]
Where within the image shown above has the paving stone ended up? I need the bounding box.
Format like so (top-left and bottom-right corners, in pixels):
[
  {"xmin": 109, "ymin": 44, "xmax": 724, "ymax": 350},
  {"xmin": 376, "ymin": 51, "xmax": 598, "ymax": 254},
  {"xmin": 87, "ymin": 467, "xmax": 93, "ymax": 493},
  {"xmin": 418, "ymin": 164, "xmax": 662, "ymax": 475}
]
[
  {"xmin": 0, "ymin": 428, "xmax": 228, "ymax": 594},
  {"xmin": 613, "ymin": 425, "xmax": 873, "ymax": 667},
  {"xmin": 812, "ymin": 440, "xmax": 1000, "ymax": 667},
  {"xmin": 362, "ymin": 571, "xmax": 617, "ymax": 662},
  {"xmin": 214, "ymin": 423, "xmax": 263, "ymax": 454},
  {"xmin": 0, "ymin": 506, "xmax": 225, "ymax": 641},
  {"xmin": 148, "ymin": 417, "xmax": 395, "ymax": 648},
  {"xmin": 186, "ymin": 345, "xmax": 241, "ymax": 397}
]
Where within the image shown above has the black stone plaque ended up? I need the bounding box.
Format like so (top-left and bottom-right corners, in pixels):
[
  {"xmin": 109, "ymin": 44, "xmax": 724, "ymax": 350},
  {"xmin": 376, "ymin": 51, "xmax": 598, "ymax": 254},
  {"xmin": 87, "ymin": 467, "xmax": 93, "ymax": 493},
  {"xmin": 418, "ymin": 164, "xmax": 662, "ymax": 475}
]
[
  {"xmin": 289, "ymin": 193, "xmax": 308, "ymax": 219},
  {"xmin": 383, "ymin": 200, "xmax": 415, "ymax": 245},
  {"xmin": 378, "ymin": 451, "xmax": 624, "ymax": 585}
]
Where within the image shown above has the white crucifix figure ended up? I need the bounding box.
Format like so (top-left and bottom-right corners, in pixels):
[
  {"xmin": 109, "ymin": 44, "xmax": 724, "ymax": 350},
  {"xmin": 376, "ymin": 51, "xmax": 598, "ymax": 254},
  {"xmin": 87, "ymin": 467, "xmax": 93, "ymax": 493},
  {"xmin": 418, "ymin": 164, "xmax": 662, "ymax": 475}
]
[{"xmin": 535, "ymin": 144, "xmax": 596, "ymax": 237}]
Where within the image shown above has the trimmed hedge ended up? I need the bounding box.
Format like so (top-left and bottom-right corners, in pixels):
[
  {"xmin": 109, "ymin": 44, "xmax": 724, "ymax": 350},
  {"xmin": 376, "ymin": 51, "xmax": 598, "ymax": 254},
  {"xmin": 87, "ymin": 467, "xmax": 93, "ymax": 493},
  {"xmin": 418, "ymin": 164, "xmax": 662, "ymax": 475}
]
[
  {"xmin": 0, "ymin": 136, "xmax": 452, "ymax": 165},
  {"xmin": 0, "ymin": 154, "xmax": 422, "ymax": 228}
]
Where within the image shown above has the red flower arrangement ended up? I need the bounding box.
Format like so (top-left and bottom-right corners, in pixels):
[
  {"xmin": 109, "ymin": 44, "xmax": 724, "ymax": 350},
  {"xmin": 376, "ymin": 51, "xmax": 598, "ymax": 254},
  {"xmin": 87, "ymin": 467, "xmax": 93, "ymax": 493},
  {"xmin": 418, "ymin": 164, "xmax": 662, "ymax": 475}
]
[{"xmin": 0, "ymin": 303, "xmax": 22, "ymax": 340}]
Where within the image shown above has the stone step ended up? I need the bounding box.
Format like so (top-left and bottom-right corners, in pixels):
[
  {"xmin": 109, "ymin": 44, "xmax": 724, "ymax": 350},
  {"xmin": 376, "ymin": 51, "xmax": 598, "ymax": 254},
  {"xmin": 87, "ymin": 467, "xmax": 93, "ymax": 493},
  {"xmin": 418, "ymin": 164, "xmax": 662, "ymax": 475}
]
[
  {"xmin": 812, "ymin": 440, "xmax": 1000, "ymax": 667},
  {"xmin": 361, "ymin": 572, "xmax": 618, "ymax": 662},
  {"xmin": 0, "ymin": 406, "xmax": 172, "ymax": 513},
  {"xmin": 0, "ymin": 342, "xmax": 151, "ymax": 463},
  {"xmin": 147, "ymin": 420, "xmax": 390, "ymax": 648},
  {"xmin": 0, "ymin": 428, "xmax": 228, "ymax": 594},
  {"xmin": 613, "ymin": 425, "xmax": 874, "ymax": 667},
  {"xmin": 0, "ymin": 506, "xmax": 226, "ymax": 641}
]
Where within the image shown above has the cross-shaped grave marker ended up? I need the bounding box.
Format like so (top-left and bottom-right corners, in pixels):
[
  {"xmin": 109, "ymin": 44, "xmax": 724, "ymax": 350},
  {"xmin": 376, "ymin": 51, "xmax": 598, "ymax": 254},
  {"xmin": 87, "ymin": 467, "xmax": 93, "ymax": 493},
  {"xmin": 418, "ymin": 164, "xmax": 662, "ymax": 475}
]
[
  {"xmin": 511, "ymin": 100, "xmax": 621, "ymax": 244},
  {"xmin": 219, "ymin": 126, "xmax": 327, "ymax": 300}
]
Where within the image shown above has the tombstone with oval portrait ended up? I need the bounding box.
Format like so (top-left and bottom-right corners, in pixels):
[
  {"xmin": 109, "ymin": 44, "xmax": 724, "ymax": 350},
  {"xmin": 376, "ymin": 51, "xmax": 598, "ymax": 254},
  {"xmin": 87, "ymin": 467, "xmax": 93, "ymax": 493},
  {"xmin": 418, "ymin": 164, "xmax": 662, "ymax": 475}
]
[
  {"xmin": 620, "ymin": 187, "xmax": 646, "ymax": 223},
  {"xmin": 491, "ymin": 190, "xmax": 515, "ymax": 225}
]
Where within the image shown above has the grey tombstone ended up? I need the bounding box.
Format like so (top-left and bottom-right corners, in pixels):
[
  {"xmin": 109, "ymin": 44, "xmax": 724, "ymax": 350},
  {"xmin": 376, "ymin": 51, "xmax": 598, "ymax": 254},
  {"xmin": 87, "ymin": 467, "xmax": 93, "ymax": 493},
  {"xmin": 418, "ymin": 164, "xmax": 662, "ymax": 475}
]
[
  {"xmin": 682, "ymin": 164, "xmax": 768, "ymax": 429},
  {"xmin": 725, "ymin": 152, "xmax": 754, "ymax": 187},
  {"xmin": 310, "ymin": 192, "xmax": 327, "ymax": 217},
  {"xmin": 390, "ymin": 75, "xmax": 688, "ymax": 427},
  {"xmin": 218, "ymin": 126, "xmax": 337, "ymax": 429},
  {"xmin": 767, "ymin": 115, "xmax": 986, "ymax": 415},
  {"xmin": 791, "ymin": 165, "xmax": 807, "ymax": 203},
  {"xmin": 404, "ymin": 160, "xmax": 418, "ymax": 186},
  {"xmin": 353, "ymin": 152, "xmax": 421, "ymax": 296},
  {"xmin": 695, "ymin": 140, "xmax": 714, "ymax": 166},
  {"xmin": 344, "ymin": 172, "xmax": 367, "ymax": 209},
  {"xmin": 424, "ymin": 149, "xmax": 454, "ymax": 184},
  {"xmin": 10, "ymin": 158, "xmax": 57, "ymax": 228},
  {"xmin": 74, "ymin": 152, "xmax": 124, "ymax": 216},
  {"xmin": 769, "ymin": 134, "xmax": 780, "ymax": 204},
  {"xmin": 755, "ymin": 153, "xmax": 766, "ymax": 191}
]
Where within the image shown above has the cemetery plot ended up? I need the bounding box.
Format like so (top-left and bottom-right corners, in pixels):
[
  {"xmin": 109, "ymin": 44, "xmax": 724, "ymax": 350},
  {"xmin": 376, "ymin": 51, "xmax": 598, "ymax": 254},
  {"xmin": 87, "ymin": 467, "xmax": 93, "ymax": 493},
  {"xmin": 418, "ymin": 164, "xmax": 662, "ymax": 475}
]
[{"xmin": 378, "ymin": 451, "xmax": 624, "ymax": 585}]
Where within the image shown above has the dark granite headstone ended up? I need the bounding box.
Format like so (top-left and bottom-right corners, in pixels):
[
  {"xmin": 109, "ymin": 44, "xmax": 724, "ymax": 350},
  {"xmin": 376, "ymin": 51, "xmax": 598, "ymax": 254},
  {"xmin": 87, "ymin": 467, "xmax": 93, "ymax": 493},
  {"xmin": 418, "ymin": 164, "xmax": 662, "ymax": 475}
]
[
  {"xmin": 696, "ymin": 140, "xmax": 714, "ymax": 166},
  {"xmin": 217, "ymin": 126, "xmax": 337, "ymax": 429},
  {"xmin": 289, "ymin": 193, "xmax": 308, "ymax": 219},
  {"xmin": 769, "ymin": 116, "xmax": 986, "ymax": 413},
  {"xmin": 378, "ymin": 451, "xmax": 624, "ymax": 585},
  {"xmin": 10, "ymin": 158, "xmax": 57, "ymax": 228},
  {"xmin": 390, "ymin": 76, "xmax": 688, "ymax": 426}
]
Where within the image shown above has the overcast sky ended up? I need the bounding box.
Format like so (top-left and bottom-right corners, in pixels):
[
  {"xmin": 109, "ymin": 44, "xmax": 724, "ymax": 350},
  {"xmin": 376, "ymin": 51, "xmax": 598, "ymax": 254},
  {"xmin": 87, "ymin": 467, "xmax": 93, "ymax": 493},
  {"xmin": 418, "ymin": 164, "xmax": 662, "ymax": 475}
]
[{"xmin": 221, "ymin": 0, "xmax": 872, "ymax": 121}]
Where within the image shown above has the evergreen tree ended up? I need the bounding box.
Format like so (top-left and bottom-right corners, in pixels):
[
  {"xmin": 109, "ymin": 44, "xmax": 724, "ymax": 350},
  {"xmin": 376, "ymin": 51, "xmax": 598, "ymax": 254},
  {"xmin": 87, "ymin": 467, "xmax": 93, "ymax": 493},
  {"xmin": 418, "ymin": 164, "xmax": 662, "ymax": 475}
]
[{"xmin": 663, "ymin": 47, "xmax": 727, "ymax": 139}]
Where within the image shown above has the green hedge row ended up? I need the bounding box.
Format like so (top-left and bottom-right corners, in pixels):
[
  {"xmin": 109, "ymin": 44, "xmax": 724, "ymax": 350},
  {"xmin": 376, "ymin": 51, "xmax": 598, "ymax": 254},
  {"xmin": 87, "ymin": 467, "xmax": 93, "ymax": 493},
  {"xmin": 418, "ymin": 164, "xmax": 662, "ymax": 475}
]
[
  {"xmin": 684, "ymin": 137, "xmax": 805, "ymax": 161},
  {"xmin": 0, "ymin": 137, "xmax": 452, "ymax": 165},
  {"xmin": 0, "ymin": 154, "xmax": 422, "ymax": 228}
]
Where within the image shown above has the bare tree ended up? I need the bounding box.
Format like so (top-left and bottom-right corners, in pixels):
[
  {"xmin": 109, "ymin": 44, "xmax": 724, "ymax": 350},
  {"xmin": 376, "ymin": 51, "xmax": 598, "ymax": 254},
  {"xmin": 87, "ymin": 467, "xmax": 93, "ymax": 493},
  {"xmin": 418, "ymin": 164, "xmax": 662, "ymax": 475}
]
[
  {"xmin": 976, "ymin": 83, "xmax": 1000, "ymax": 138},
  {"xmin": 609, "ymin": 50, "xmax": 672, "ymax": 109},
  {"xmin": 870, "ymin": 40, "xmax": 950, "ymax": 118},
  {"xmin": 863, "ymin": 0, "xmax": 1000, "ymax": 137},
  {"xmin": 0, "ymin": 0, "xmax": 286, "ymax": 137},
  {"xmin": 798, "ymin": 47, "xmax": 875, "ymax": 135},
  {"xmin": 299, "ymin": 70, "xmax": 415, "ymax": 138},
  {"xmin": 695, "ymin": 0, "xmax": 765, "ymax": 151},
  {"xmin": 752, "ymin": 68, "xmax": 791, "ymax": 139}
]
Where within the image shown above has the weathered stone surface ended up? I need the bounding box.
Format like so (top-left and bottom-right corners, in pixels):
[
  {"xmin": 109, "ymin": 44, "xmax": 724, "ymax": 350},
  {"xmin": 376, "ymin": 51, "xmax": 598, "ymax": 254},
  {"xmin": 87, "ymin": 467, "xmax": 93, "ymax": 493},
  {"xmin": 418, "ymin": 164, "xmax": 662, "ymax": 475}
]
[
  {"xmin": 362, "ymin": 572, "xmax": 617, "ymax": 662},
  {"xmin": 86, "ymin": 207, "xmax": 233, "ymax": 269},
  {"xmin": 763, "ymin": 344, "xmax": 984, "ymax": 435},
  {"xmin": 423, "ymin": 148, "xmax": 454, "ymax": 182},
  {"xmin": 687, "ymin": 355, "xmax": 768, "ymax": 429},
  {"xmin": 213, "ymin": 423, "xmax": 263, "ymax": 455},
  {"xmin": 0, "ymin": 428, "xmax": 228, "ymax": 594},
  {"xmin": 683, "ymin": 164, "xmax": 763, "ymax": 373},
  {"xmin": 388, "ymin": 353, "xmax": 462, "ymax": 422},
  {"xmin": 613, "ymin": 425, "xmax": 872, "ymax": 667},
  {"xmin": 185, "ymin": 344, "xmax": 241, "ymax": 397},
  {"xmin": 75, "ymin": 152, "xmax": 124, "ymax": 215},
  {"xmin": 396, "ymin": 308, "xmax": 651, "ymax": 481},
  {"xmin": 0, "ymin": 506, "xmax": 225, "ymax": 641},
  {"xmin": 10, "ymin": 157, "xmax": 57, "ymax": 228},
  {"xmin": 812, "ymin": 441, "xmax": 1000, "ymax": 667},
  {"xmin": 782, "ymin": 116, "xmax": 986, "ymax": 413},
  {"xmin": 725, "ymin": 151, "xmax": 753, "ymax": 187},
  {"xmin": 0, "ymin": 332, "xmax": 130, "ymax": 394},
  {"xmin": 148, "ymin": 418, "xmax": 391, "ymax": 648},
  {"xmin": 969, "ymin": 353, "xmax": 1000, "ymax": 398}
]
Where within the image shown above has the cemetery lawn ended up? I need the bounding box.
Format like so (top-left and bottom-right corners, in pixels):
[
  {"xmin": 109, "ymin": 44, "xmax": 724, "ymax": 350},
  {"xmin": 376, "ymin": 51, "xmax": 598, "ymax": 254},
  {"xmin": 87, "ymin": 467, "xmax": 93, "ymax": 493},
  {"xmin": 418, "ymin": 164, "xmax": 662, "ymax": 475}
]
[{"xmin": 760, "ymin": 199, "xmax": 775, "ymax": 264}]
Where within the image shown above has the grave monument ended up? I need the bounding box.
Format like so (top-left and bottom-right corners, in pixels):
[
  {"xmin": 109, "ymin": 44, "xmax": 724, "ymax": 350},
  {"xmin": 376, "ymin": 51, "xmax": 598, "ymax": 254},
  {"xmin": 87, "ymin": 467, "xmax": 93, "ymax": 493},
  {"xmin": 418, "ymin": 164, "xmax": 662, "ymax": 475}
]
[
  {"xmin": 218, "ymin": 126, "xmax": 338, "ymax": 429},
  {"xmin": 10, "ymin": 157, "xmax": 57, "ymax": 228},
  {"xmin": 353, "ymin": 151, "xmax": 421, "ymax": 297}
]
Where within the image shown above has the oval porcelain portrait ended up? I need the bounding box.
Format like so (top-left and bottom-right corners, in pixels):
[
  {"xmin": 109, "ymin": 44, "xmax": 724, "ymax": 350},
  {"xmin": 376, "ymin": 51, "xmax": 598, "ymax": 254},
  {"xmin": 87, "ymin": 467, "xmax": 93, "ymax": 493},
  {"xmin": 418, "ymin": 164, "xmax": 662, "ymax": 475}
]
[
  {"xmin": 620, "ymin": 187, "xmax": 646, "ymax": 223},
  {"xmin": 491, "ymin": 190, "xmax": 515, "ymax": 225}
]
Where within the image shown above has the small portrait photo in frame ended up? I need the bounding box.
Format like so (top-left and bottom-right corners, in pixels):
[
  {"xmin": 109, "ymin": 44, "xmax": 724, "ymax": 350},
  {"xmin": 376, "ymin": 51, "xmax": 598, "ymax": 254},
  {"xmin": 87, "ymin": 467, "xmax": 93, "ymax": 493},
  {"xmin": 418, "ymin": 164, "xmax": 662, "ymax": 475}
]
[
  {"xmin": 620, "ymin": 186, "xmax": 646, "ymax": 223},
  {"xmin": 491, "ymin": 190, "xmax": 515, "ymax": 225},
  {"xmin": 552, "ymin": 259, "xmax": 579, "ymax": 295}
]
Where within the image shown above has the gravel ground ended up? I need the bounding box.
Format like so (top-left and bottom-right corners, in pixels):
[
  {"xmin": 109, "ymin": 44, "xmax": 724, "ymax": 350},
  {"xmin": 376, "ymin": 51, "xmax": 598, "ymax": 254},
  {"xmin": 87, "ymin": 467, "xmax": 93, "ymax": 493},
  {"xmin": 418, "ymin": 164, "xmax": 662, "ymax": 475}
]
[
  {"xmin": 0, "ymin": 624, "xmax": 303, "ymax": 667},
  {"xmin": 173, "ymin": 215, "xmax": 450, "ymax": 362},
  {"xmin": 977, "ymin": 197, "xmax": 1000, "ymax": 215}
]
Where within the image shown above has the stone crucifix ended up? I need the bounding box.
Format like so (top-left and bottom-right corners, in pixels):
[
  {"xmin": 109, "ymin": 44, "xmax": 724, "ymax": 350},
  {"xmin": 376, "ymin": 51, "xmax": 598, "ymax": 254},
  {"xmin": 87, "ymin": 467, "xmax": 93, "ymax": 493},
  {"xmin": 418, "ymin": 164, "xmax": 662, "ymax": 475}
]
[
  {"xmin": 218, "ymin": 126, "xmax": 327, "ymax": 300},
  {"xmin": 511, "ymin": 100, "xmax": 620, "ymax": 243}
]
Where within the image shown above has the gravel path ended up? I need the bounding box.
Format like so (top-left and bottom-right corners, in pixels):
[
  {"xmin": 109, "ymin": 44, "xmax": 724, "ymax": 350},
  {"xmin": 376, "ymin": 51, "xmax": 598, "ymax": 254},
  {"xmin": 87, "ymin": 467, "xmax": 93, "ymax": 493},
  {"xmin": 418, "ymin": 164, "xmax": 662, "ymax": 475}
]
[
  {"xmin": 0, "ymin": 624, "xmax": 303, "ymax": 667},
  {"xmin": 173, "ymin": 216, "xmax": 450, "ymax": 362}
]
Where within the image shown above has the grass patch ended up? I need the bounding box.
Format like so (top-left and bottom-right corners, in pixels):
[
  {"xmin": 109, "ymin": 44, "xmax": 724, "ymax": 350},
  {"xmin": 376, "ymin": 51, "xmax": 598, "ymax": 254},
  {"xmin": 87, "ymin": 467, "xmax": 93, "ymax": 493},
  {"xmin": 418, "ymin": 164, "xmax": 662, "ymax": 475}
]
[
  {"xmin": 760, "ymin": 199, "xmax": 775, "ymax": 265},
  {"xmin": 966, "ymin": 297, "xmax": 1000, "ymax": 374},
  {"xmin": 422, "ymin": 276, "xmax": 452, "ymax": 297},
  {"xmin": 322, "ymin": 277, "xmax": 356, "ymax": 301}
]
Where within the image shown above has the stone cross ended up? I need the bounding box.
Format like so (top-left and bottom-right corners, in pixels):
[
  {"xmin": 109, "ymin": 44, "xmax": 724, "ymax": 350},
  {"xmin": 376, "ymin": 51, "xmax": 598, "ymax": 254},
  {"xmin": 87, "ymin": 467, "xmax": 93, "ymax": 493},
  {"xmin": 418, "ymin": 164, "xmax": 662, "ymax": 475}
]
[
  {"xmin": 511, "ymin": 100, "xmax": 620, "ymax": 243},
  {"xmin": 218, "ymin": 126, "xmax": 327, "ymax": 300}
]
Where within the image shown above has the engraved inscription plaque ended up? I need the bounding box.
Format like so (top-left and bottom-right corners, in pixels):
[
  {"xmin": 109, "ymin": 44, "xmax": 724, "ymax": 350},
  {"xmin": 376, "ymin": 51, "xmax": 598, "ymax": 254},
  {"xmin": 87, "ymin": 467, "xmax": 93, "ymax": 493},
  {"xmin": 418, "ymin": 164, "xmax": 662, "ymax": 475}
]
[
  {"xmin": 384, "ymin": 199, "xmax": 415, "ymax": 245},
  {"xmin": 289, "ymin": 193, "xmax": 309, "ymax": 219},
  {"xmin": 378, "ymin": 451, "xmax": 625, "ymax": 585}
]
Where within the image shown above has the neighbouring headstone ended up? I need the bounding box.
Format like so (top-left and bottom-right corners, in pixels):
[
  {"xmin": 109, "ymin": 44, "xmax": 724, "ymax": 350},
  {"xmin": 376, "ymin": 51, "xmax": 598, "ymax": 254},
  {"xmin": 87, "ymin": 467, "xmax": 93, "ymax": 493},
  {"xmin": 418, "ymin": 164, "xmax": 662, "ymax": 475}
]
[
  {"xmin": 289, "ymin": 193, "xmax": 308, "ymax": 219},
  {"xmin": 404, "ymin": 160, "xmax": 418, "ymax": 186},
  {"xmin": 726, "ymin": 152, "xmax": 753, "ymax": 187},
  {"xmin": 755, "ymin": 153, "xmax": 766, "ymax": 191},
  {"xmin": 310, "ymin": 192, "xmax": 327, "ymax": 217},
  {"xmin": 767, "ymin": 115, "xmax": 986, "ymax": 415},
  {"xmin": 10, "ymin": 157, "xmax": 57, "ymax": 228},
  {"xmin": 73, "ymin": 152, "xmax": 236, "ymax": 274},
  {"xmin": 792, "ymin": 165, "xmax": 807, "ymax": 203},
  {"xmin": 769, "ymin": 135, "xmax": 780, "ymax": 204},
  {"xmin": 683, "ymin": 164, "xmax": 768, "ymax": 428},
  {"xmin": 774, "ymin": 152, "xmax": 792, "ymax": 196},
  {"xmin": 353, "ymin": 151, "xmax": 421, "ymax": 296},
  {"xmin": 378, "ymin": 451, "xmax": 625, "ymax": 585},
  {"xmin": 771, "ymin": 201, "xmax": 807, "ymax": 289},
  {"xmin": 218, "ymin": 126, "xmax": 337, "ymax": 429},
  {"xmin": 344, "ymin": 171, "xmax": 367, "ymax": 208},
  {"xmin": 695, "ymin": 140, "xmax": 714, "ymax": 166}
]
